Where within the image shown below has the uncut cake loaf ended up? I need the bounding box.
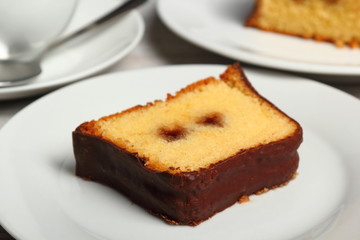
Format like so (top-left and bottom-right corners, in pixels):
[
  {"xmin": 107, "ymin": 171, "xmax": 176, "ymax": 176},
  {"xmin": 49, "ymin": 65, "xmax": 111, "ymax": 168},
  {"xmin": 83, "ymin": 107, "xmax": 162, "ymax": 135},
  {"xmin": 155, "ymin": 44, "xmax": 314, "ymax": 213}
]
[
  {"xmin": 246, "ymin": 0, "xmax": 360, "ymax": 48},
  {"xmin": 73, "ymin": 63, "xmax": 303, "ymax": 225}
]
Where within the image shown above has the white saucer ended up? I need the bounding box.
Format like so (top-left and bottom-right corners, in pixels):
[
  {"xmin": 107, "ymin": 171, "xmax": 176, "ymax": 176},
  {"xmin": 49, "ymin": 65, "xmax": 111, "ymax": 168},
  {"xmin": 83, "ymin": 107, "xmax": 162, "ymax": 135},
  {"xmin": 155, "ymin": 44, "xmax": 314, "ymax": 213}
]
[
  {"xmin": 157, "ymin": 0, "xmax": 360, "ymax": 75},
  {"xmin": 0, "ymin": 65, "xmax": 359, "ymax": 240},
  {"xmin": 0, "ymin": 0, "xmax": 144, "ymax": 101}
]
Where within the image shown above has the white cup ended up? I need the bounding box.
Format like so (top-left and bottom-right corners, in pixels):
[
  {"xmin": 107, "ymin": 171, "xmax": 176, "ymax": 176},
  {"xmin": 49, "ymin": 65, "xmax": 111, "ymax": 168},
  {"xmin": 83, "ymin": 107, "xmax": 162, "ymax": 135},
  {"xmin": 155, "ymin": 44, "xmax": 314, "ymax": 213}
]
[{"xmin": 0, "ymin": 0, "xmax": 78, "ymax": 82}]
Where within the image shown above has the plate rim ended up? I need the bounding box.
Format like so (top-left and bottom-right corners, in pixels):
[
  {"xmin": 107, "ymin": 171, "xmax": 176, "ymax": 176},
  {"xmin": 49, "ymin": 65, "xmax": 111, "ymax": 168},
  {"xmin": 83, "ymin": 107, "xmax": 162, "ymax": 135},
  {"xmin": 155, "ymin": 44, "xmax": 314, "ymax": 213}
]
[{"xmin": 0, "ymin": 64, "xmax": 359, "ymax": 240}]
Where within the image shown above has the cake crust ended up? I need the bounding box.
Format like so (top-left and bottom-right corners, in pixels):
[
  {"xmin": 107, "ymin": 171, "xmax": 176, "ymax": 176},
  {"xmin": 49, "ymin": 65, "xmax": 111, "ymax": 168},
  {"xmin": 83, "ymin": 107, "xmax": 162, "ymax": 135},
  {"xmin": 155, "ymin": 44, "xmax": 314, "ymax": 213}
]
[
  {"xmin": 73, "ymin": 128, "xmax": 301, "ymax": 225},
  {"xmin": 73, "ymin": 63, "xmax": 303, "ymax": 225}
]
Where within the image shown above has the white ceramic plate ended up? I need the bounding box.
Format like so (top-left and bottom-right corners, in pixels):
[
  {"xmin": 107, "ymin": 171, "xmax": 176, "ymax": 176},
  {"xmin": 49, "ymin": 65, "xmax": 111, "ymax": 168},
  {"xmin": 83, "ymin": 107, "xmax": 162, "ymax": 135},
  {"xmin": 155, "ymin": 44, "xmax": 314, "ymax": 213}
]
[
  {"xmin": 0, "ymin": 65, "xmax": 359, "ymax": 240},
  {"xmin": 157, "ymin": 0, "xmax": 360, "ymax": 75},
  {"xmin": 0, "ymin": 0, "xmax": 144, "ymax": 101}
]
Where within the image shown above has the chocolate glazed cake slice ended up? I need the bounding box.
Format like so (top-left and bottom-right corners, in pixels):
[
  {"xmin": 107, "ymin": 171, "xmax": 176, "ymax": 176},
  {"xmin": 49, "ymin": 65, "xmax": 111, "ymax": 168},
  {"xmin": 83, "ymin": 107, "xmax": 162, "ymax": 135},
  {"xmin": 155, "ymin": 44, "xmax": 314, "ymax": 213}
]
[{"xmin": 73, "ymin": 63, "xmax": 303, "ymax": 225}]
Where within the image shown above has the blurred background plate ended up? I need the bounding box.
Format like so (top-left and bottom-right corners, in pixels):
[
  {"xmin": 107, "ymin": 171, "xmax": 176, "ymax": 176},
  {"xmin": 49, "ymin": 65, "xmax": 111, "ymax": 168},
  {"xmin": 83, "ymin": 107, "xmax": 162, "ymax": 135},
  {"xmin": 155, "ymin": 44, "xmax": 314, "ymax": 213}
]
[
  {"xmin": 157, "ymin": 0, "xmax": 360, "ymax": 75},
  {"xmin": 0, "ymin": 0, "xmax": 145, "ymax": 100}
]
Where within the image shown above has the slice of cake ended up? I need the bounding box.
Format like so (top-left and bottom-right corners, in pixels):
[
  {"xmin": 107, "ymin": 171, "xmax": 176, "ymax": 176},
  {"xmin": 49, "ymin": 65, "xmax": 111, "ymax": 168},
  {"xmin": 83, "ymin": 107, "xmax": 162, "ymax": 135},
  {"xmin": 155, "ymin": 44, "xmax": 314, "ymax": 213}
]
[
  {"xmin": 246, "ymin": 0, "xmax": 360, "ymax": 48},
  {"xmin": 73, "ymin": 63, "xmax": 303, "ymax": 225}
]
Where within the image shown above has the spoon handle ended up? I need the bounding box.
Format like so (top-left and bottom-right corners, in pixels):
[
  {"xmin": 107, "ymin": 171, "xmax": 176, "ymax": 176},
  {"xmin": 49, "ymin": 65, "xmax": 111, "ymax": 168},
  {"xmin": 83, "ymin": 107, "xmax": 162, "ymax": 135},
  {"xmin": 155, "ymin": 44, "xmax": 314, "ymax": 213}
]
[{"xmin": 48, "ymin": 0, "xmax": 147, "ymax": 50}]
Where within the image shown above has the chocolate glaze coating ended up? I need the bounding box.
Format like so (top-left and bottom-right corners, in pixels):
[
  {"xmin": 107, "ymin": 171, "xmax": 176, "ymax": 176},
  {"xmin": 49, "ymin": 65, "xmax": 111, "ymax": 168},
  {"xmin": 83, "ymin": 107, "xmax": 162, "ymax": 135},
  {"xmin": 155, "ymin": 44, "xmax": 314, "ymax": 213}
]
[{"xmin": 73, "ymin": 126, "xmax": 302, "ymax": 225}]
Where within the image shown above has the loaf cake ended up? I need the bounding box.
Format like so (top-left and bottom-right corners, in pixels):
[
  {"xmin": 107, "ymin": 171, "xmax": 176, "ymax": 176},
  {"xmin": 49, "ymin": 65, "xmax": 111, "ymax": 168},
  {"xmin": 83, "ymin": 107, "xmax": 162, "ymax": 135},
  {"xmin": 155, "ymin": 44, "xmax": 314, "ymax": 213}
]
[
  {"xmin": 73, "ymin": 63, "xmax": 303, "ymax": 225},
  {"xmin": 246, "ymin": 0, "xmax": 360, "ymax": 48}
]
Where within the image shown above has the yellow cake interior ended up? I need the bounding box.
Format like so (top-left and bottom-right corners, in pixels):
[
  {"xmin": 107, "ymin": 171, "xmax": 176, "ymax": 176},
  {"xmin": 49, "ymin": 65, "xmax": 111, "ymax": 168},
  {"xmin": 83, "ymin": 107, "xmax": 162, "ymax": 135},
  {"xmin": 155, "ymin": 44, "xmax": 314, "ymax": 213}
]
[
  {"xmin": 87, "ymin": 77, "xmax": 297, "ymax": 173},
  {"xmin": 247, "ymin": 0, "xmax": 360, "ymax": 47}
]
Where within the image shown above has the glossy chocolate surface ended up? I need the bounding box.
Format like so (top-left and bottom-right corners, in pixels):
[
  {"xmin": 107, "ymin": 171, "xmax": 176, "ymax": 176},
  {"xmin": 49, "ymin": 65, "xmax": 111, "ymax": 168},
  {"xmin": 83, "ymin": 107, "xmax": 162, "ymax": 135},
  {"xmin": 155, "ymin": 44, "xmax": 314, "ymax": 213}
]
[{"xmin": 73, "ymin": 126, "xmax": 302, "ymax": 225}]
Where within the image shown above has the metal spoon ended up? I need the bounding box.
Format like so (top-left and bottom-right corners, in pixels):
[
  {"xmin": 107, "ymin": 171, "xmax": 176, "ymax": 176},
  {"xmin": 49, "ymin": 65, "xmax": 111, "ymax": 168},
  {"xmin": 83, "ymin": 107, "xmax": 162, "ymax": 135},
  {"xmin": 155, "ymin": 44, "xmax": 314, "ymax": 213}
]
[{"xmin": 0, "ymin": 0, "xmax": 147, "ymax": 87}]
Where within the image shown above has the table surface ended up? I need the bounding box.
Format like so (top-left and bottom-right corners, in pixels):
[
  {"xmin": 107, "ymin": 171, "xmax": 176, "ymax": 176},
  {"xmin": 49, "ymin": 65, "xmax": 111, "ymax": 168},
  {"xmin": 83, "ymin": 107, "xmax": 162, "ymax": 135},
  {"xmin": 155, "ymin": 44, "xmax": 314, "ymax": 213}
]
[{"xmin": 0, "ymin": 1, "xmax": 360, "ymax": 239}]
